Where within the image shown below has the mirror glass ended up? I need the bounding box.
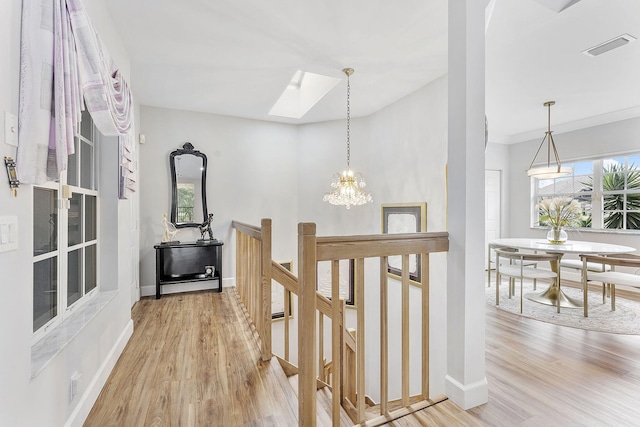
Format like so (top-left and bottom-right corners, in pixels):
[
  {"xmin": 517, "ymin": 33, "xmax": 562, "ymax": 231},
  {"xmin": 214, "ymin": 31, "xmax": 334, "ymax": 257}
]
[{"xmin": 170, "ymin": 142, "xmax": 208, "ymax": 228}]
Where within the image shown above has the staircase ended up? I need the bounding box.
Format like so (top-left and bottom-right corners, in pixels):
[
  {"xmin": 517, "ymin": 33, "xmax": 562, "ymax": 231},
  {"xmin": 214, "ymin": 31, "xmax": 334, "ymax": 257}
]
[{"xmin": 284, "ymin": 369, "xmax": 354, "ymax": 426}]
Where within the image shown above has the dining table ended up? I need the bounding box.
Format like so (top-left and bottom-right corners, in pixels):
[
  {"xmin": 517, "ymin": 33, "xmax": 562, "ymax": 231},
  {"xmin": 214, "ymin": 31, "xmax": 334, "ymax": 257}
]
[{"xmin": 489, "ymin": 238, "xmax": 636, "ymax": 309}]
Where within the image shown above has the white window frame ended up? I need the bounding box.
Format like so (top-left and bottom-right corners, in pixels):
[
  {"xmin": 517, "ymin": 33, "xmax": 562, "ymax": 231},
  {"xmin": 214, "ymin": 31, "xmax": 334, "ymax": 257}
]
[
  {"xmin": 531, "ymin": 152, "xmax": 640, "ymax": 233},
  {"xmin": 32, "ymin": 114, "xmax": 100, "ymax": 343}
]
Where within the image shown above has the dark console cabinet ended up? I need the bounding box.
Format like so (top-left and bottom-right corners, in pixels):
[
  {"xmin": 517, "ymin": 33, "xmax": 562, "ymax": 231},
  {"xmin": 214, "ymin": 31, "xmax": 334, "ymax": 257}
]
[{"xmin": 154, "ymin": 241, "xmax": 223, "ymax": 299}]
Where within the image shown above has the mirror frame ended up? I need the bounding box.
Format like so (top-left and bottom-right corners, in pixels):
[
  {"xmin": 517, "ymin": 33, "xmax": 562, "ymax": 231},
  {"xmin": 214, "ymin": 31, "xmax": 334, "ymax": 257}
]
[{"xmin": 169, "ymin": 142, "xmax": 208, "ymax": 228}]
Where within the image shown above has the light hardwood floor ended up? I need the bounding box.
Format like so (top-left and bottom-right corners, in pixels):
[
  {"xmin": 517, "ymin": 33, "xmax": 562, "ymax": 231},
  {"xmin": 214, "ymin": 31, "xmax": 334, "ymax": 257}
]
[
  {"xmin": 84, "ymin": 289, "xmax": 299, "ymax": 426},
  {"xmin": 85, "ymin": 285, "xmax": 640, "ymax": 426}
]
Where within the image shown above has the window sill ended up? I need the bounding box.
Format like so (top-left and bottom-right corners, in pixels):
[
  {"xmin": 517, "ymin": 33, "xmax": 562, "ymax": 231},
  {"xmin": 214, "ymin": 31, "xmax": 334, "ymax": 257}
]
[
  {"xmin": 531, "ymin": 226, "xmax": 640, "ymax": 236},
  {"xmin": 31, "ymin": 290, "xmax": 118, "ymax": 378}
]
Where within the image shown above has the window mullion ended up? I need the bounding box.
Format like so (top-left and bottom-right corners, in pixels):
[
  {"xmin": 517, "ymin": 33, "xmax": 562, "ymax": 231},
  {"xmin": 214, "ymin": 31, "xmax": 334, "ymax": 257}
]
[
  {"xmin": 58, "ymin": 172, "xmax": 69, "ymax": 314},
  {"xmin": 592, "ymin": 159, "xmax": 603, "ymax": 229},
  {"xmin": 81, "ymin": 194, "xmax": 86, "ymax": 297}
]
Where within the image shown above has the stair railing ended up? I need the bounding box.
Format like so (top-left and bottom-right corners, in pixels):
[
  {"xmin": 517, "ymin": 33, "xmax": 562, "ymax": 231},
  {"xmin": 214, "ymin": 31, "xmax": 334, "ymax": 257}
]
[
  {"xmin": 233, "ymin": 219, "xmax": 450, "ymax": 426},
  {"xmin": 298, "ymin": 222, "xmax": 450, "ymax": 426},
  {"xmin": 232, "ymin": 219, "xmax": 272, "ymax": 361}
]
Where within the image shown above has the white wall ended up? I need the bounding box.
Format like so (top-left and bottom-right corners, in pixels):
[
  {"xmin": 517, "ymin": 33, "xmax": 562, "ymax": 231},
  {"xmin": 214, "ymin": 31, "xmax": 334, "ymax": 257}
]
[
  {"xmin": 486, "ymin": 141, "xmax": 510, "ymax": 238},
  {"xmin": 0, "ymin": 1, "xmax": 136, "ymax": 425},
  {"xmin": 138, "ymin": 106, "xmax": 299, "ymax": 296},
  {"xmin": 506, "ymin": 117, "xmax": 640, "ymax": 252}
]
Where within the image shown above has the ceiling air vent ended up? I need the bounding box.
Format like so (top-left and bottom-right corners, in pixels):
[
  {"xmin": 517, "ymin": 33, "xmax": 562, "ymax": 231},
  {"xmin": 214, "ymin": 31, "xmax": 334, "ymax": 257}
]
[{"xmin": 583, "ymin": 34, "xmax": 637, "ymax": 57}]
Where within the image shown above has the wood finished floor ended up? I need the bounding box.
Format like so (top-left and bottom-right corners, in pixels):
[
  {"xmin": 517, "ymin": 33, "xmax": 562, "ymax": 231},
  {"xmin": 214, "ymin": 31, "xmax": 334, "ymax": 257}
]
[
  {"xmin": 84, "ymin": 289, "xmax": 299, "ymax": 426},
  {"xmin": 85, "ymin": 285, "xmax": 640, "ymax": 426}
]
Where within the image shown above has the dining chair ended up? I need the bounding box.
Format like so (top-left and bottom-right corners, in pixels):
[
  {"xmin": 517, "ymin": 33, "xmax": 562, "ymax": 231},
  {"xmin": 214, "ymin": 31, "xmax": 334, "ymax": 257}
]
[
  {"xmin": 494, "ymin": 248, "xmax": 562, "ymax": 313},
  {"xmin": 560, "ymin": 258, "xmax": 610, "ymax": 283},
  {"xmin": 487, "ymin": 243, "xmax": 539, "ymax": 289},
  {"xmin": 580, "ymin": 253, "xmax": 640, "ymax": 317}
]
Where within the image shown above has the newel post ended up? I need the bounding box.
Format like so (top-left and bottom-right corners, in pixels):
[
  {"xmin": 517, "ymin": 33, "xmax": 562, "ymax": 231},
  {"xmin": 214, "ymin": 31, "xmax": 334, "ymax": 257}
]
[
  {"xmin": 261, "ymin": 218, "xmax": 272, "ymax": 361},
  {"xmin": 298, "ymin": 223, "xmax": 317, "ymax": 426}
]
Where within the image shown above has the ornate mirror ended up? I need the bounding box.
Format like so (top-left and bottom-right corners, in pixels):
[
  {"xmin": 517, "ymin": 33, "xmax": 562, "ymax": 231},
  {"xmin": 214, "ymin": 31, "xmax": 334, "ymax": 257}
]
[{"xmin": 169, "ymin": 142, "xmax": 208, "ymax": 228}]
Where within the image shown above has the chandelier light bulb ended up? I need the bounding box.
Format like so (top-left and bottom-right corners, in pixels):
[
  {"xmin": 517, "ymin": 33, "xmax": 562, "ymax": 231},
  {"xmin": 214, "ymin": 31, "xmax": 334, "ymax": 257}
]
[{"xmin": 323, "ymin": 167, "xmax": 372, "ymax": 209}]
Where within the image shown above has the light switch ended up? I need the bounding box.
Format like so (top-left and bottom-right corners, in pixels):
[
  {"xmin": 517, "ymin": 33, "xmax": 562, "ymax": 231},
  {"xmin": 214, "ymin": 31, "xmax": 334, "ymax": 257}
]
[
  {"xmin": 0, "ymin": 216, "xmax": 18, "ymax": 252},
  {"xmin": 0, "ymin": 224, "xmax": 8, "ymax": 244},
  {"xmin": 8, "ymin": 223, "xmax": 17, "ymax": 243}
]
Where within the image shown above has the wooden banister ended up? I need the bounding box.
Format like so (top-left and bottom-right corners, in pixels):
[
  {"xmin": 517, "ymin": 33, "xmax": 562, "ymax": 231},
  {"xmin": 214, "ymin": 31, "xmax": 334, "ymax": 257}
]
[
  {"xmin": 355, "ymin": 257, "xmax": 366, "ymax": 423},
  {"xmin": 231, "ymin": 220, "xmax": 262, "ymax": 240},
  {"xmin": 316, "ymin": 231, "xmax": 449, "ymax": 261},
  {"xmin": 232, "ymin": 219, "xmax": 271, "ymax": 361},
  {"xmin": 260, "ymin": 219, "xmax": 272, "ymax": 361},
  {"xmin": 233, "ymin": 219, "xmax": 449, "ymax": 427},
  {"xmin": 271, "ymin": 261, "xmax": 299, "ymax": 294},
  {"xmin": 421, "ymin": 251, "xmax": 430, "ymax": 399},
  {"xmin": 380, "ymin": 256, "xmax": 389, "ymax": 416},
  {"xmin": 331, "ymin": 259, "xmax": 344, "ymax": 424},
  {"xmin": 298, "ymin": 222, "xmax": 318, "ymax": 426},
  {"xmin": 315, "ymin": 293, "xmax": 332, "ymax": 318},
  {"xmin": 402, "ymin": 254, "xmax": 410, "ymax": 407}
]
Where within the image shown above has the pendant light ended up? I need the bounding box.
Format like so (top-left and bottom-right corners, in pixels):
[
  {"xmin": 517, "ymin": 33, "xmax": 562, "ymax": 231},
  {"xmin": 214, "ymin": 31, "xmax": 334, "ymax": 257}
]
[
  {"xmin": 527, "ymin": 101, "xmax": 572, "ymax": 179},
  {"xmin": 323, "ymin": 68, "xmax": 372, "ymax": 209}
]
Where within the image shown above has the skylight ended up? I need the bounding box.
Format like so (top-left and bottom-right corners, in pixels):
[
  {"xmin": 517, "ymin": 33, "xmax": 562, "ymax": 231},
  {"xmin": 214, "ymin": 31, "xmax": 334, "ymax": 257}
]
[{"xmin": 268, "ymin": 70, "xmax": 340, "ymax": 119}]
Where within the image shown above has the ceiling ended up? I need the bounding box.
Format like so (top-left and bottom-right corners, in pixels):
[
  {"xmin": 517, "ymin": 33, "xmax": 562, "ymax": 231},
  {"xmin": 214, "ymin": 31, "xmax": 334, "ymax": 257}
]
[{"xmin": 105, "ymin": 0, "xmax": 640, "ymax": 143}]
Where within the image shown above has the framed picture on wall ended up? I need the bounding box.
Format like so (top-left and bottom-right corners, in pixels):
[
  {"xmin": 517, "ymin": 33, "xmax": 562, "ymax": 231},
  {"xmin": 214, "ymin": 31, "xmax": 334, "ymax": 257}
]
[
  {"xmin": 316, "ymin": 259, "xmax": 355, "ymax": 306},
  {"xmin": 272, "ymin": 260, "xmax": 294, "ymax": 320},
  {"xmin": 382, "ymin": 202, "xmax": 427, "ymax": 286}
]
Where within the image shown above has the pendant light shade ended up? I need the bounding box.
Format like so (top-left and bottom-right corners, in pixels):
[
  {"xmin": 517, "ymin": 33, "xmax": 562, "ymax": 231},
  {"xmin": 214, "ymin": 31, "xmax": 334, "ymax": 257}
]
[
  {"xmin": 323, "ymin": 68, "xmax": 372, "ymax": 209},
  {"xmin": 527, "ymin": 101, "xmax": 572, "ymax": 179}
]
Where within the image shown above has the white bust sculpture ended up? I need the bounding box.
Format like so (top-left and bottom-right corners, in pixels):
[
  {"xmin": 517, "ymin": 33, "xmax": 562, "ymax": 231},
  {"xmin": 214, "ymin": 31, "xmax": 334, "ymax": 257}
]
[{"xmin": 161, "ymin": 213, "xmax": 179, "ymax": 243}]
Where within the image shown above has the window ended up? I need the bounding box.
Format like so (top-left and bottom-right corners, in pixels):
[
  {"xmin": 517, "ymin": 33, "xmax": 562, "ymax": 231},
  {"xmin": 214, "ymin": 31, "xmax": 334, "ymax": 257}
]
[
  {"xmin": 176, "ymin": 183, "xmax": 195, "ymax": 222},
  {"xmin": 33, "ymin": 109, "xmax": 99, "ymax": 338},
  {"xmin": 532, "ymin": 154, "xmax": 640, "ymax": 231}
]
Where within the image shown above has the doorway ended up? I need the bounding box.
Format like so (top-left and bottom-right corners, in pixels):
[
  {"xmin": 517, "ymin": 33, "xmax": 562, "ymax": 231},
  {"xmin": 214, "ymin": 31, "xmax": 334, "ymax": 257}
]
[{"xmin": 485, "ymin": 169, "xmax": 502, "ymax": 264}]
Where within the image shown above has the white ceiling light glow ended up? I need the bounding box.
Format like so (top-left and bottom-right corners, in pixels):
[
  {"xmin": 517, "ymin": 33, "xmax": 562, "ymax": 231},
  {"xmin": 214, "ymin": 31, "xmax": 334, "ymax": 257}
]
[{"xmin": 268, "ymin": 70, "xmax": 340, "ymax": 119}]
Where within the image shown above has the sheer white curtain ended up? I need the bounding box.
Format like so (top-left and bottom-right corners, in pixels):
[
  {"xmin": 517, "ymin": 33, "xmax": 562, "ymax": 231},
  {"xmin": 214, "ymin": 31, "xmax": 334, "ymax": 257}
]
[{"xmin": 17, "ymin": 0, "xmax": 134, "ymax": 185}]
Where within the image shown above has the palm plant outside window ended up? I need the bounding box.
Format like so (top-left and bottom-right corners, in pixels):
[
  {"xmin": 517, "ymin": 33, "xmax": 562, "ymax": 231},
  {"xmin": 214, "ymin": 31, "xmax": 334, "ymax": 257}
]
[
  {"xmin": 532, "ymin": 154, "xmax": 640, "ymax": 231},
  {"xmin": 177, "ymin": 183, "xmax": 195, "ymax": 222}
]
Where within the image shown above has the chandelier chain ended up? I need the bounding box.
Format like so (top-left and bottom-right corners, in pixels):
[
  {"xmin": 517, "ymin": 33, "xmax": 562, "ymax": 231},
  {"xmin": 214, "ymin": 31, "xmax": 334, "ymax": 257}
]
[{"xmin": 346, "ymin": 72, "xmax": 351, "ymax": 168}]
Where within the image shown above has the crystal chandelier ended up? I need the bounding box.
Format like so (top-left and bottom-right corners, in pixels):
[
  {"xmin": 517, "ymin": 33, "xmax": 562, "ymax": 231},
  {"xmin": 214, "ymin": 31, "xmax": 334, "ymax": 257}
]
[
  {"xmin": 323, "ymin": 68, "xmax": 372, "ymax": 209},
  {"xmin": 527, "ymin": 101, "xmax": 572, "ymax": 179}
]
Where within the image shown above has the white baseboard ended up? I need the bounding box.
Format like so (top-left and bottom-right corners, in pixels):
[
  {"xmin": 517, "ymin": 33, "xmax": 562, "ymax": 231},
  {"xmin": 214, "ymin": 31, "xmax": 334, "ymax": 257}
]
[
  {"xmin": 445, "ymin": 375, "xmax": 488, "ymax": 410},
  {"xmin": 140, "ymin": 277, "xmax": 235, "ymax": 297},
  {"xmin": 64, "ymin": 319, "xmax": 134, "ymax": 427}
]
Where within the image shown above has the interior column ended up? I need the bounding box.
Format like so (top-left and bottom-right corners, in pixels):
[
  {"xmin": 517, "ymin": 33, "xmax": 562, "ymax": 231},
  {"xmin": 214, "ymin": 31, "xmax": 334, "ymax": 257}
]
[{"xmin": 446, "ymin": 0, "xmax": 489, "ymax": 409}]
